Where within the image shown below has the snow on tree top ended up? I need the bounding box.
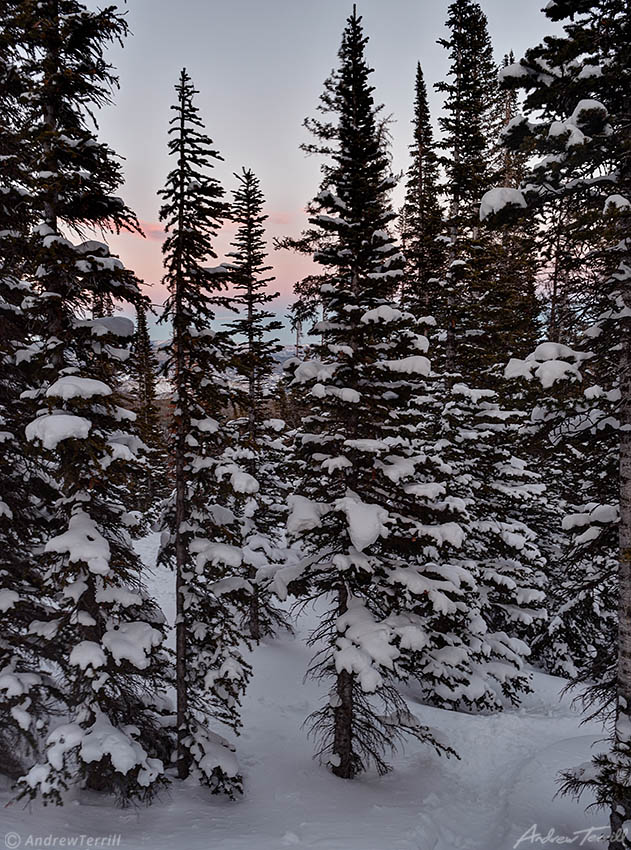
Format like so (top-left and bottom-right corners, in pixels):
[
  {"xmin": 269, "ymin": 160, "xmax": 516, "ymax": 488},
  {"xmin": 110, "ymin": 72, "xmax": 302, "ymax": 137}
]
[
  {"xmin": 334, "ymin": 493, "xmax": 389, "ymax": 552},
  {"xmin": 570, "ymin": 99, "xmax": 608, "ymax": 124},
  {"xmin": 74, "ymin": 240, "xmax": 110, "ymax": 256},
  {"xmin": 191, "ymin": 417, "xmax": 220, "ymax": 434},
  {"xmin": 197, "ymin": 730, "xmax": 240, "ymax": 780},
  {"xmin": 76, "ymin": 316, "xmax": 135, "ymax": 338},
  {"xmin": 25, "ymin": 413, "xmax": 91, "ymax": 449},
  {"xmin": 102, "ymin": 622, "xmax": 164, "ymax": 669},
  {"xmin": 343, "ymin": 438, "xmax": 388, "ymax": 453},
  {"xmin": 577, "ymin": 64, "xmax": 603, "ymax": 80},
  {"xmin": 547, "ymin": 120, "xmax": 585, "ymax": 148},
  {"xmin": 0, "ymin": 589, "xmax": 19, "ymax": 612},
  {"xmin": 75, "ymin": 256, "xmax": 125, "ymax": 273},
  {"xmin": 562, "ymin": 504, "xmax": 618, "ymax": 530},
  {"xmin": 360, "ymin": 305, "xmax": 410, "ymax": 324},
  {"xmin": 287, "ymin": 495, "xmax": 331, "ymax": 536},
  {"xmin": 605, "ymin": 194, "xmax": 630, "ymax": 213},
  {"xmin": 263, "ymin": 418, "xmax": 286, "ymax": 432},
  {"xmin": 480, "ymin": 188, "xmax": 527, "ymax": 222},
  {"xmin": 79, "ymin": 712, "xmax": 164, "ymax": 782},
  {"xmin": 498, "ymin": 63, "xmax": 532, "ymax": 83},
  {"xmin": 451, "ymin": 383, "xmax": 496, "ymax": 403},
  {"xmin": 46, "ymin": 376, "xmax": 112, "ymax": 400},
  {"xmin": 383, "ymin": 356, "xmax": 431, "ymax": 376},
  {"xmin": 45, "ymin": 510, "xmax": 111, "ymax": 576},
  {"xmin": 189, "ymin": 540, "xmax": 243, "ymax": 570},
  {"xmin": 229, "ymin": 469, "xmax": 260, "ymax": 494},
  {"xmin": 335, "ymin": 598, "xmax": 399, "ymax": 693},
  {"xmin": 529, "ymin": 342, "xmax": 591, "ymax": 363},
  {"xmin": 291, "ymin": 359, "xmax": 338, "ymax": 385},
  {"xmin": 312, "ymin": 384, "xmax": 361, "ymax": 403},
  {"xmin": 69, "ymin": 640, "xmax": 106, "ymax": 670}
]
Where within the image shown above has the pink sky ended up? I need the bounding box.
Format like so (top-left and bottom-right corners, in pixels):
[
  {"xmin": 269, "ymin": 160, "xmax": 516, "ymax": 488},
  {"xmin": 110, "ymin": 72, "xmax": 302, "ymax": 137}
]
[{"xmin": 109, "ymin": 209, "xmax": 316, "ymax": 322}]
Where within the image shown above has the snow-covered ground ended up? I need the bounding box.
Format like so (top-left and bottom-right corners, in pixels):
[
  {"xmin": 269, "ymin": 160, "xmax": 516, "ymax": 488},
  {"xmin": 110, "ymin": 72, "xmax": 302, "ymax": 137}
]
[{"xmin": 1, "ymin": 534, "xmax": 606, "ymax": 850}]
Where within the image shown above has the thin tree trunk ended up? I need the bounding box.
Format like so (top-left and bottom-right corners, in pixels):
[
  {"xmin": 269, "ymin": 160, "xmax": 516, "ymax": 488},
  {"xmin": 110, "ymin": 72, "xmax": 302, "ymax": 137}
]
[
  {"xmin": 610, "ymin": 295, "xmax": 631, "ymax": 849},
  {"xmin": 332, "ymin": 584, "xmax": 354, "ymax": 779},
  {"xmin": 245, "ymin": 205, "xmax": 261, "ymax": 642},
  {"xmin": 248, "ymin": 577, "xmax": 261, "ymax": 643},
  {"xmin": 445, "ymin": 223, "xmax": 458, "ymax": 375},
  {"xmin": 174, "ymin": 437, "xmax": 188, "ymax": 779},
  {"xmin": 174, "ymin": 75, "xmax": 189, "ymax": 780},
  {"xmin": 445, "ymin": 27, "xmax": 462, "ymax": 377},
  {"xmin": 42, "ymin": 0, "xmax": 65, "ymax": 373}
]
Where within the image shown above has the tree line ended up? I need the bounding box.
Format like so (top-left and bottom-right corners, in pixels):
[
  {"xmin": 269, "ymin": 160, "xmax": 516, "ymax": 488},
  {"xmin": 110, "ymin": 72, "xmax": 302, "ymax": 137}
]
[{"xmin": 0, "ymin": 0, "xmax": 629, "ymax": 846}]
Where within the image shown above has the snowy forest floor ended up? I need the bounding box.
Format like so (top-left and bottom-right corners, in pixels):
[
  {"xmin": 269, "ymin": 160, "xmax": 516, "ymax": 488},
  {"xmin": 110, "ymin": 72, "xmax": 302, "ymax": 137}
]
[{"xmin": 0, "ymin": 533, "xmax": 609, "ymax": 850}]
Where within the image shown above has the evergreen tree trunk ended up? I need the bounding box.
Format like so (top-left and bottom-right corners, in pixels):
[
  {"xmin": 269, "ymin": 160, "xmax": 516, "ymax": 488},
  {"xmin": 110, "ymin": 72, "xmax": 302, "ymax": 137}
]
[
  {"xmin": 332, "ymin": 585, "xmax": 354, "ymax": 780},
  {"xmin": 247, "ymin": 586, "xmax": 261, "ymax": 643},
  {"xmin": 612, "ymin": 282, "xmax": 631, "ymax": 849},
  {"xmin": 174, "ymin": 424, "xmax": 189, "ymax": 779},
  {"xmin": 246, "ymin": 230, "xmax": 261, "ymax": 642},
  {"xmin": 41, "ymin": 0, "xmax": 65, "ymax": 372},
  {"xmin": 173, "ymin": 87, "xmax": 190, "ymax": 781}
]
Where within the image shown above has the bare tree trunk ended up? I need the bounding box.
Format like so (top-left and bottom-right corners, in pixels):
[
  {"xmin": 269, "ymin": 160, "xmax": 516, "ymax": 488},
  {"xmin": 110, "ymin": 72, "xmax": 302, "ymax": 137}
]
[
  {"xmin": 332, "ymin": 584, "xmax": 354, "ymax": 779},
  {"xmin": 610, "ymin": 300, "xmax": 631, "ymax": 849}
]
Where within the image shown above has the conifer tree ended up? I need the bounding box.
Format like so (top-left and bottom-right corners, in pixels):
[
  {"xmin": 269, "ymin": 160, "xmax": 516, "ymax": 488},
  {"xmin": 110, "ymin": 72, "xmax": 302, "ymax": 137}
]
[
  {"xmin": 158, "ymin": 69, "xmax": 251, "ymax": 796},
  {"xmin": 436, "ymin": 0, "xmax": 539, "ymax": 377},
  {"xmin": 284, "ymin": 7, "xmax": 464, "ymax": 780},
  {"xmin": 0, "ymin": 6, "xmax": 59, "ymax": 778},
  {"xmin": 131, "ymin": 303, "xmax": 168, "ymax": 516},
  {"xmin": 494, "ymin": 3, "xmax": 631, "ymax": 842},
  {"xmin": 400, "ymin": 63, "xmax": 444, "ymax": 314},
  {"xmin": 11, "ymin": 0, "xmax": 173, "ymax": 805},
  {"xmin": 224, "ymin": 167, "xmax": 292, "ymax": 641},
  {"xmin": 434, "ymin": 0, "xmax": 496, "ymax": 374}
]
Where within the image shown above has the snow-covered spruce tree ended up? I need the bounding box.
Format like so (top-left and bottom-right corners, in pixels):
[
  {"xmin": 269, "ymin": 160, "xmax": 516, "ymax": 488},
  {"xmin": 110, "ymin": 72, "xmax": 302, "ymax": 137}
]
[
  {"xmin": 494, "ymin": 4, "xmax": 631, "ymax": 842},
  {"xmin": 365, "ymin": 354, "xmax": 546, "ymax": 713},
  {"xmin": 223, "ymin": 167, "xmax": 292, "ymax": 641},
  {"xmin": 283, "ymin": 8, "xmax": 463, "ymax": 779},
  {"xmin": 277, "ymin": 31, "xmax": 392, "ymax": 337},
  {"xmin": 435, "ymin": 0, "xmax": 496, "ymax": 375},
  {"xmin": 537, "ymin": 193, "xmax": 608, "ymax": 346},
  {"xmin": 11, "ymin": 0, "xmax": 173, "ymax": 805},
  {"xmin": 158, "ymin": 69, "xmax": 251, "ymax": 796},
  {"xmin": 436, "ymin": 0, "xmax": 540, "ymax": 378},
  {"xmin": 0, "ymin": 8, "xmax": 60, "ymax": 779},
  {"xmin": 399, "ymin": 62, "xmax": 444, "ymax": 315},
  {"xmin": 130, "ymin": 304, "xmax": 168, "ymax": 517},
  {"xmin": 504, "ymin": 349, "xmax": 617, "ymax": 684}
]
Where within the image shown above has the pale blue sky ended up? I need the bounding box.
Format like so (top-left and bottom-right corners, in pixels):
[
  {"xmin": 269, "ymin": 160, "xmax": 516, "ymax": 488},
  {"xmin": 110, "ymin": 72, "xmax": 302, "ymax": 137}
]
[{"xmin": 92, "ymin": 0, "xmax": 560, "ymax": 340}]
